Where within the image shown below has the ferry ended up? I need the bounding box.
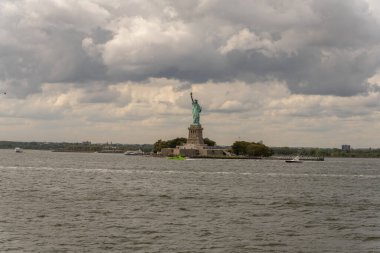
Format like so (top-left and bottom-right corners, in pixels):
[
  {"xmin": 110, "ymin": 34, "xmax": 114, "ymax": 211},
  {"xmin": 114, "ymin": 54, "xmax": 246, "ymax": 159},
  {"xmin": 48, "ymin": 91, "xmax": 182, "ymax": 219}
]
[
  {"xmin": 124, "ymin": 150, "xmax": 144, "ymax": 156},
  {"xmin": 15, "ymin": 147, "xmax": 23, "ymax": 153},
  {"xmin": 285, "ymin": 156, "xmax": 302, "ymax": 163}
]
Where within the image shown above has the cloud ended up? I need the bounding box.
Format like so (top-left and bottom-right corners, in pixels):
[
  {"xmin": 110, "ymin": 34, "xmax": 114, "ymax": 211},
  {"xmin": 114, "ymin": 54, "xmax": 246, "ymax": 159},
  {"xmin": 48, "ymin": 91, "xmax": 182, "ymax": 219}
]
[
  {"xmin": 1, "ymin": 0, "xmax": 380, "ymax": 146},
  {"xmin": 2, "ymin": 0, "xmax": 380, "ymax": 97},
  {"xmin": 0, "ymin": 0, "xmax": 110, "ymax": 97},
  {"xmin": 0, "ymin": 78, "xmax": 379, "ymax": 147},
  {"xmin": 219, "ymin": 29, "xmax": 277, "ymax": 57},
  {"xmin": 100, "ymin": 16, "xmax": 196, "ymax": 78}
]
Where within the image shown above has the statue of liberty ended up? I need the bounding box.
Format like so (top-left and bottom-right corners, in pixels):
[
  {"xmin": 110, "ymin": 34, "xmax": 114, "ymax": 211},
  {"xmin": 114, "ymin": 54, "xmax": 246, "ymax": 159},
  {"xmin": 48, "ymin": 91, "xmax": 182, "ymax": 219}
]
[{"xmin": 190, "ymin": 92, "xmax": 202, "ymax": 125}]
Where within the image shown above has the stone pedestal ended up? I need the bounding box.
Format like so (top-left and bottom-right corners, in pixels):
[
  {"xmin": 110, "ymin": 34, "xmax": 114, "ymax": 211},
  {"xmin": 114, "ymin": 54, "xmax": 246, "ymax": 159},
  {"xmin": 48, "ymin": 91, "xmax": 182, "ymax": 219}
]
[{"xmin": 187, "ymin": 124, "xmax": 204, "ymax": 145}]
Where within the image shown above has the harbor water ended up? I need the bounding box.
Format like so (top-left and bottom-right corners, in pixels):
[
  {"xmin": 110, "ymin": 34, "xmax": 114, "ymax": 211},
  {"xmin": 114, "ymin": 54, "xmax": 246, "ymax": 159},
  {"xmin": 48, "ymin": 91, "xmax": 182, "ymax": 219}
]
[{"xmin": 0, "ymin": 150, "xmax": 379, "ymax": 252}]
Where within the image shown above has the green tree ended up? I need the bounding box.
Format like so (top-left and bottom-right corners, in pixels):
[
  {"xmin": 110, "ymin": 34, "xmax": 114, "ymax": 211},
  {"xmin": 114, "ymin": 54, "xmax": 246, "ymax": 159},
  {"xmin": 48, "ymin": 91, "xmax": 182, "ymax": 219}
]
[
  {"xmin": 232, "ymin": 141, "xmax": 272, "ymax": 157},
  {"xmin": 231, "ymin": 141, "xmax": 250, "ymax": 155},
  {"xmin": 153, "ymin": 139, "xmax": 168, "ymax": 153},
  {"xmin": 246, "ymin": 143, "xmax": 273, "ymax": 157},
  {"xmin": 153, "ymin": 137, "xmax": 187, "ymax": 153},
  {"xmin": 203, "ymin": 137, "xmax": 216, "ymax": 146},
  {"xmin": 167, "ymin": 137, "xmax": 187, "ymax": 148}
]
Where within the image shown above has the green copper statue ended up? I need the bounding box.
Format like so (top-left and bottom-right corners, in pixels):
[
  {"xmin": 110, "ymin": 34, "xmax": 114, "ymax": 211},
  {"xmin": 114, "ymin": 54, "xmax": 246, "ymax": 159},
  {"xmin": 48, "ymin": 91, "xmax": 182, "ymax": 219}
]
[{"xmin": 190, "ymin": 92, "xmax": 202, "ymax": 125}]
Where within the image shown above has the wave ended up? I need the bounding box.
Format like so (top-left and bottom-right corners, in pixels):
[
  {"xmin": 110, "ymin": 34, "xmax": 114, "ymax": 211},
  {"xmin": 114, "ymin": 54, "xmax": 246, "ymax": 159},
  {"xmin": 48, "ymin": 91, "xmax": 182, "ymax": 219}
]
[{"xmin": 0, "ymin": 165, "xmax": 379, "ymax": 179}]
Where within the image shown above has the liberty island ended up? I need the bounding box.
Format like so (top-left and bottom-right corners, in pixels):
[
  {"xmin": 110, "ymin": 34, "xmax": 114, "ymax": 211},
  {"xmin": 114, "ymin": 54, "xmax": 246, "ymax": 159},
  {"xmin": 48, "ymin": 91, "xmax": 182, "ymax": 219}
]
[{"xmin": 160, "ymin": 92, "xmax": 229, "ymax": 157}]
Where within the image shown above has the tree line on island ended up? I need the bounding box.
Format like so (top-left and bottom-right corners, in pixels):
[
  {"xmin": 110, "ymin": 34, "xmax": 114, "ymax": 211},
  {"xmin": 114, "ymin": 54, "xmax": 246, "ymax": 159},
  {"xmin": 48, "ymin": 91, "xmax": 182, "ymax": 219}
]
[
  {"xmin": 271, "ymin": 146, "xmax": 380, "ymax": 158},
  {"xmin": 1, "ymin": 141, "xmax": 380, "ymax": 158},
  {"xmin": 153, "ymin": 137, "xmax": 216, "ymax": 153},
  {"xmin": 153, "ymin": 138, "xmax": 273, "ymax": 157},
  {"xmin": 231, "ymin": 141, "xmax": 273, "ymax": 157}
]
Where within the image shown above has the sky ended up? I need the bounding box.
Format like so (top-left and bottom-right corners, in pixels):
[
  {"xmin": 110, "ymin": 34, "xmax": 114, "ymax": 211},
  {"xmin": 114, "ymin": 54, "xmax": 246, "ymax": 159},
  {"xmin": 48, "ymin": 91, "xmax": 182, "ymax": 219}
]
[{"xmin": 1, "ymin": 0, "xmax": 380, "ymax": 148}]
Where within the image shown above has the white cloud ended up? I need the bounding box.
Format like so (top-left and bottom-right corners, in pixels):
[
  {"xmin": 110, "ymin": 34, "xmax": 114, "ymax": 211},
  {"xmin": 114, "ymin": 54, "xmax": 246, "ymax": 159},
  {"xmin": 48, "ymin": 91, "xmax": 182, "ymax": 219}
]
[
  {"xmin": 219, "ymin": 29, "xmax": 278, "ymax": 57},
  {"xmin": 0, "ymin": 78, "xmax": 379, "ymax": 147},
  {"xmin": 101, "ymin": 16, "xmax": 195, "ymax": 74}
]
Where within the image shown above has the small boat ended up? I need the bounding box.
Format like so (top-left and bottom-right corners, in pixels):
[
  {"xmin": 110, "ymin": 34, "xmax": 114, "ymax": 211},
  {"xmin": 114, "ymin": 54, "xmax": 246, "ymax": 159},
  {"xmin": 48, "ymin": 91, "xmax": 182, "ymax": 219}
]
[
  {"xmin": 285, "ymin": 156, "xmax": 302, "ymax": 163},
  {"xmin": 15, "ymin": 147, "xmax": 23, "ymax": 153},
  {"xmin": 124, "ymin": 150, "xmax": 144, "ymax": 155}
]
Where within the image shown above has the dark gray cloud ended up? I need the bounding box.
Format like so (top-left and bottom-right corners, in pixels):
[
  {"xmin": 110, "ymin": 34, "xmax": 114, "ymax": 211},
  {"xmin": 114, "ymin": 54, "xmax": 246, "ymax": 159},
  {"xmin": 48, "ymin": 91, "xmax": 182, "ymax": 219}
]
[
  {"xmin": 0, "ymin": 0, "xmax": 109, "ymax": 97},
  {"xmin": 1, "ymin": 0, "xmax": 380, "ymax": 97}
]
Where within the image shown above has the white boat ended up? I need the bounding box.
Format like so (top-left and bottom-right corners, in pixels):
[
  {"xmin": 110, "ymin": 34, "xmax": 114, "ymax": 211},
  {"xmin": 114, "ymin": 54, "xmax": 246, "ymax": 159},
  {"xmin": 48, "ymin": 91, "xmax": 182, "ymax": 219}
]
[
  {"xmin": 124, "ymin": 149, "xmax": 144, "ymax": 156},
  {"xmin": 285, "ymin": 156, "xmax": 302, "ymax": 163},
  {"xmin": 15, "ymin": 147, "xmax": 23, "ymax": 153}
]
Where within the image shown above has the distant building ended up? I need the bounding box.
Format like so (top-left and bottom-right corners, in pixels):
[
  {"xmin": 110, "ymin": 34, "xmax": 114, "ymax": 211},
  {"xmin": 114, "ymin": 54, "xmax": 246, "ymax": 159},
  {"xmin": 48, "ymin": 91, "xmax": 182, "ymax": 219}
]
[{"xmin": 342, "ymin": 144, "xmax": 351, "ymax": 152}]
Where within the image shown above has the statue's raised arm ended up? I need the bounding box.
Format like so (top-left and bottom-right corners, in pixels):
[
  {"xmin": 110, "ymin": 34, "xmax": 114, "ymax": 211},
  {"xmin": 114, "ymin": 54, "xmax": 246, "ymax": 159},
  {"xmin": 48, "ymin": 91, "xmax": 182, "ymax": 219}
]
[{"xmin": 190, "ymin": 92, "xmax": 194, "ymax": 103}]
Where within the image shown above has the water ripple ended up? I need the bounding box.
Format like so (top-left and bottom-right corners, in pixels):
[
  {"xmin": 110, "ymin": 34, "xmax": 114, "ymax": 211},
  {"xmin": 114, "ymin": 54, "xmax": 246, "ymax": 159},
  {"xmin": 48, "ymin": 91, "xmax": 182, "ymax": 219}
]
[{"xmin": 0, "ymin": 151, "xmax": 379, "ymax": 252}]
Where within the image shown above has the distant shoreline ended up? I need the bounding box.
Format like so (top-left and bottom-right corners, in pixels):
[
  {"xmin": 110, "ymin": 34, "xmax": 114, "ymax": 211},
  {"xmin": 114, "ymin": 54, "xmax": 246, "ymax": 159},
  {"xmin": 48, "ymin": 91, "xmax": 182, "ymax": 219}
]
[
  {"xmin": 6, "ymin": 148, "xmax": 380, "ymax": 159},
  {"xmin": 1, "ymin": 141, "xmax": 380, "ymax": 158}
]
